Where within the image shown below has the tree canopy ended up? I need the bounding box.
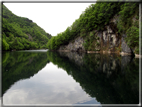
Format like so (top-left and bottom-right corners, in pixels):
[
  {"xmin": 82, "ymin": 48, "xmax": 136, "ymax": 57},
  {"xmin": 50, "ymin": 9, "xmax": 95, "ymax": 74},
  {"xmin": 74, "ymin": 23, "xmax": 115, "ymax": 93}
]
[{"xmin": 2, "ymin": 4, "xmax": 52, "ymax": 51}]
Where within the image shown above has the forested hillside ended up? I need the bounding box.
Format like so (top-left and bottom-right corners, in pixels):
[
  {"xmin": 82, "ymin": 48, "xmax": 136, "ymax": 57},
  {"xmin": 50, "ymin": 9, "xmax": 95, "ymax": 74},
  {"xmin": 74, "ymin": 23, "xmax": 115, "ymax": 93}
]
[
  {"xmin": 47, "ymin": 1, "xmax": 139, "ymax": 54},
  {"xmin": 2, "ymin": 4, "xmax": 52, "ymax": 51}
]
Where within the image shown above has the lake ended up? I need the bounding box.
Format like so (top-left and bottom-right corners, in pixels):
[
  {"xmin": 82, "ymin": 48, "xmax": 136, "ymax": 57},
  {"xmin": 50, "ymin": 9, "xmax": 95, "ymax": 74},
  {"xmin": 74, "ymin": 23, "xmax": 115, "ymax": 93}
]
[{"xmin": 2, "ymin": 50, "xmax": 140, "ymax": 106}]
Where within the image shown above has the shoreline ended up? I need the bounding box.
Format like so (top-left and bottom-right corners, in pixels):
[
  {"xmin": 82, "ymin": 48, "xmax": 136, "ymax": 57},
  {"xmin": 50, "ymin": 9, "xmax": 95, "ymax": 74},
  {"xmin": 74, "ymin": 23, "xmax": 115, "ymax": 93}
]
[
  {"xmin": 135, "ymin": 54, "xmax": 142, "ymax": 58},
  {"xmin": 58, "ymin": 50, "xmax": 142, "ymax": 58}
]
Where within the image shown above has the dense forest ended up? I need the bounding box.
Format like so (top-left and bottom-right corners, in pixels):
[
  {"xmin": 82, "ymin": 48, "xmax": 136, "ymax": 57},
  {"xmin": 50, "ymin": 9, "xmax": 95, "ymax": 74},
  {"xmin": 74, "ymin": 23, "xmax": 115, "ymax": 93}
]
[
  {"xmin": 2, "ymin": 4, "xmax": 52, "ymax": 51},
  {"xmin": 46, "ymin": 1, "xmax": 139, "ymax": 54}
]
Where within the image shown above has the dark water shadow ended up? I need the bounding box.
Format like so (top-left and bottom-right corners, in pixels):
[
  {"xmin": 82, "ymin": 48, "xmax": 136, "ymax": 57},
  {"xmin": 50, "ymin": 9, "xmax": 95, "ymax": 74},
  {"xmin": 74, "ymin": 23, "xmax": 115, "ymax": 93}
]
[{"xmin": 47, "ymin": 51, "xmax": 139, "ymax": 104}]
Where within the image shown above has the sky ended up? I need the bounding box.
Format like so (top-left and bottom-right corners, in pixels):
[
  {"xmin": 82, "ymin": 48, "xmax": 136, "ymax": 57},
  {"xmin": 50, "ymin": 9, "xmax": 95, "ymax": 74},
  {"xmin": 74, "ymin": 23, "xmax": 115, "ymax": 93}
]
[{"xmin": 3, "ymin": 3, "xmax": 94, "ymax": 36}]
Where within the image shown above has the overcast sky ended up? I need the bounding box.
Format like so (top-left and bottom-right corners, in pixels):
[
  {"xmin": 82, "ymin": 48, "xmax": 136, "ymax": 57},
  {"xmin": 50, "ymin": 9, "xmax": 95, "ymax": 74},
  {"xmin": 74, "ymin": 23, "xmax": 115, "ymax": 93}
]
[{"xmin": 3, "ymin": 3, "xmax": 94, "ymax": 36}]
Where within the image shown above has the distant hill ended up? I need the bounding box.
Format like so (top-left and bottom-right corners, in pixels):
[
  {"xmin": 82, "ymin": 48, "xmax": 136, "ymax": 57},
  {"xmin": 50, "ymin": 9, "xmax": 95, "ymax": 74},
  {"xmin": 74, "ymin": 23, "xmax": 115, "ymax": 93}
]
[{"xmin": 2, "ymin": 4, "xmax": 52, "ymax": 51}]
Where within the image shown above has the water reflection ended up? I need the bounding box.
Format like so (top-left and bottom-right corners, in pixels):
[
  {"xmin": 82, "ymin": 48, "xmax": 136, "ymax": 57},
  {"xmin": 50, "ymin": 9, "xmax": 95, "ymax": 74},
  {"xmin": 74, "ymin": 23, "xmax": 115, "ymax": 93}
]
[
  {"xmin": 2, "ymin": 51, "xmax": 50, "ymax": 96},
  {"xmin": 3, "ymin": 51, "xmax": 101, "ymax": 105},
  {"xmin": 2, "ymin": 50, "xmax": 139, "ymax": 104},
  {"xmin": 47, "ymin": 51, "xmax": 139, "ymax": 104}
]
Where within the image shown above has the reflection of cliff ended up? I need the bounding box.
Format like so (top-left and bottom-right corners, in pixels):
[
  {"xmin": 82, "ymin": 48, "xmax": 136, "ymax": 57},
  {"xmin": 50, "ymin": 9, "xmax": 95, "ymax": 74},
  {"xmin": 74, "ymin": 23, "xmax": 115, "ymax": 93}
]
[
  {"xmin": 2, "ymin": 51, "xmax": 50, "ymax": 96},
  {"xmin": 47, "ymin": 51, "xmax": 139, "ymax": 104}
]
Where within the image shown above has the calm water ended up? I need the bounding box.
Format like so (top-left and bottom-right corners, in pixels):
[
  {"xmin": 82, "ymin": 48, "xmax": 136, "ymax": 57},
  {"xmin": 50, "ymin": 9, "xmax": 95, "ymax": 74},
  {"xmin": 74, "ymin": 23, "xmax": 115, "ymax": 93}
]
[{"xmin": 2, "ymin": 50, "xmax": 139, "ymax": 105}]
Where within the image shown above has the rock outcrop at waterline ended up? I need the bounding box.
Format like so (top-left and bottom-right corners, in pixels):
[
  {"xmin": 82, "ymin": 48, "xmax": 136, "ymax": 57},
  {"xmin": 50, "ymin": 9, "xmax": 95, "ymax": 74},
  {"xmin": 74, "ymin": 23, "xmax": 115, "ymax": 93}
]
[
  {"xmin": 47, "ymin": 3, "xmax": 139, "ymax": 56},
  {"xmin": 58, "ymin": 15, "xmax": 134, "ymax": 55},
  {"xmin": 58, "ymin": 36, "xmax": 86, "ymax": 52}
]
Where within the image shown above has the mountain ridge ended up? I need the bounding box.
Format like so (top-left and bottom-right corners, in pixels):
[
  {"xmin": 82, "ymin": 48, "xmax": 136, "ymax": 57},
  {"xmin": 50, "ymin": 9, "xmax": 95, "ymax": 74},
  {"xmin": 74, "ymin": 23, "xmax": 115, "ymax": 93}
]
[{"xmin": 2, "ymin": 4, "xmax": 52, "ymax": 51}]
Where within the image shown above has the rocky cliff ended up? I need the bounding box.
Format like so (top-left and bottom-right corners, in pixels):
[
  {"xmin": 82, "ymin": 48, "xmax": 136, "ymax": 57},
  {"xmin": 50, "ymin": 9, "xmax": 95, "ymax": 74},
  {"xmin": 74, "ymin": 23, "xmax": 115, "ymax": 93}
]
[
  {"xmin": 58, "ymin": 14, "xmax": 139, "ymax": 56},
  {"xmin": 58, "ymin": 36, "xmax": 86, "ymax": 52},
  {"xmin": 47, "ymin": 3, "xmax": 140, "ymax": 56}
]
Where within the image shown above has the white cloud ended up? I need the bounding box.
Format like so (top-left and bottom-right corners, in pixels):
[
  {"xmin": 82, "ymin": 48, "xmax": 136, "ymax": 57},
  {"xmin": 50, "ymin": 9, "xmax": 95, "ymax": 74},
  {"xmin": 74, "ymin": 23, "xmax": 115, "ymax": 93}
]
[{"xmin": 3, "ymin": 3, "xmax": 94, "ymax": 36}]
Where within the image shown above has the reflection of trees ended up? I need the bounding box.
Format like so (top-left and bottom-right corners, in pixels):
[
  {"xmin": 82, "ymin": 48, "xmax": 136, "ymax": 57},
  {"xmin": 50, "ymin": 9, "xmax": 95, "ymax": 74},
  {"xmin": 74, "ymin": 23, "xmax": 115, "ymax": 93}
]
[
  {"xmin": 2, "ymin": 51, "xmax": 50, "ymax": 96},
  {"xmin": 47, "ymin": 51, "xmax": 139, "ymax": 104}
]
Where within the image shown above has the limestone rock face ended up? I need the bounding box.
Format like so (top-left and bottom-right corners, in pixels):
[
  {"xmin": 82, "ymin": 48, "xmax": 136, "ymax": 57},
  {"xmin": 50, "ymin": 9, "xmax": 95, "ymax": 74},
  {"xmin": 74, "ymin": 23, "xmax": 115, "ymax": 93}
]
[
  {"xmin": 110, "ymin": 14, "xmax": 120, "ymax": 25},
  {"xmin": 58, "ymin": 14, "xmax": 135, "ymax": 55},
  {"xmin": 98, "ymin": 23, "xmax": 120, "ymax": 52},
  {"xmin": 58, "ymin": 36, "xmax": 86, "ymax": 52},
  {"xmin": 121, "ymin": 35, "xmax": 132, "ymax": 53}
]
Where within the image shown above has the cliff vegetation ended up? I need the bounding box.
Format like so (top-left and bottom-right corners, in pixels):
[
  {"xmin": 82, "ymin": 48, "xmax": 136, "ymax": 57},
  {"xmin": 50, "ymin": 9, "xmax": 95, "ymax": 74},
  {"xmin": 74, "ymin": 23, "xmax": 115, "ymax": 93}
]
[{"xmin": 46, "ymin": 1, "xmax": 139, "ymax": 54}]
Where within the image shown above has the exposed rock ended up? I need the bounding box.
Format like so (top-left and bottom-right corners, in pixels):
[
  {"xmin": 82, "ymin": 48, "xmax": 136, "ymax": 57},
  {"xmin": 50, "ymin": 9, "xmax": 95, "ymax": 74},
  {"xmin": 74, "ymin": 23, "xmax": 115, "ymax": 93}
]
[
  {"xmin": 135, "ymin": 54, "xmax": 142, "ymax": 58},
  {"xmin": 58, "ymin": 36, "xmax": 86, "ymax": 52},
  {"xmin": 58, "ymin": 14, "xmax": 136, "ymax": 55},
  {"xmin": 99, "ymin": 23, "xmax": 119, "ymax": 51},
  {"xmin": 106, "ymin": 26, "xmax": 113, "ymax": 34},
  {"xmin": 103, "ymin": 31, "xmax": 108, "ymax": 42},
  {"xmin": 112, "ymin": 34, "xmax": 117, "ymax": 45},
  {"xmin": 120, "ymin": 52, "xmax": 132, "ymax": 56},
  {"xmin": 121, "ymin": 35, "xmax": 133, "ymax": 53},
  {"xmin": 87, "ymin": 51, "xmax": 100, "ymax": 53},
  {"xmin": 98, "ymin": 31, "xmax": 102, "ymax": 38},
  {"xmin": 110, "ymin": 14, "xmax": 120, "ymax": 25}
]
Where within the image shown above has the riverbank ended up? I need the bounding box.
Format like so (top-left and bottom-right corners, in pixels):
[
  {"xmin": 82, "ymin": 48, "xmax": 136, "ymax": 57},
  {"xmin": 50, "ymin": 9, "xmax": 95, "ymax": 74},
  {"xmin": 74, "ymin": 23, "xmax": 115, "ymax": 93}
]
[
  {"xmin": 88, "ymin": 51, "xmax": 142, "ymax": 58},
  {"xmin": 58, "ymin": 50, "xmax": 142, "ymax": 58}
]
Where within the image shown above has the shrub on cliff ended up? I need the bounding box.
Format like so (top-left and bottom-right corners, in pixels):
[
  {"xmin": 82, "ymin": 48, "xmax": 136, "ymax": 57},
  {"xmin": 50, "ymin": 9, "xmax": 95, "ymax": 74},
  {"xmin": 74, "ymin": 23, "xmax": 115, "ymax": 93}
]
[
  {"xmin": 47, "ymin": 1, "xmax": 139, "ymax": 53},
  {"xmin": 117, "ymin": 3, "xmax": 139, "ymax": 54},
  {"xmin": 47, "ymin": 2, "xmax": 123, "ymax": 50}
]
